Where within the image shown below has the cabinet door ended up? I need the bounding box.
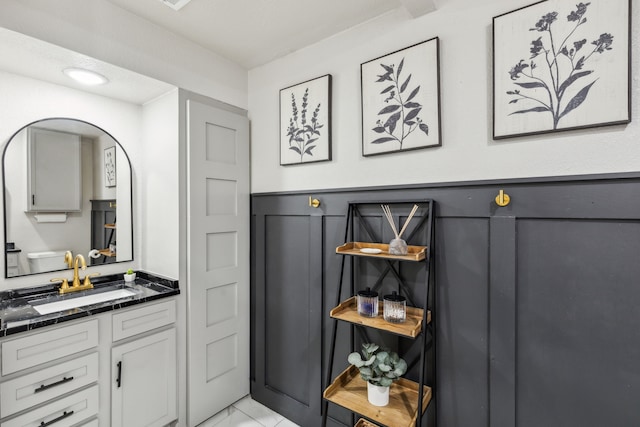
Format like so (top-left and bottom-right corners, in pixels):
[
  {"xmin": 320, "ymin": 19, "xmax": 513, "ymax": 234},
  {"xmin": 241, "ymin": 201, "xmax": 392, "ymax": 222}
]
[
  {"xmin": 111, "ymin": 328, "xmax": 177, "ymax": 427},
  {"xmin": 27, "ymin": 127, "xmax": 81, "ymax": 212}
]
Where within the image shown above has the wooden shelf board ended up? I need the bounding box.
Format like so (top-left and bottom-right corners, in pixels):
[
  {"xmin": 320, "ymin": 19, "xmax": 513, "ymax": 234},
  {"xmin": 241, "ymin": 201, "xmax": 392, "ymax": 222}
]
[
  {"xmin": 330, "ymin": 297, "xmax": 429, "ymax": 338},
  {"xmin": 98, "ymin": 249, "xmax": 116, "ymax": 257},
  {"xmin": 324, "ymin": 365, "xmax": 431, "ymax": 427},
  {"xmin": 104, "ymin": 223, "xmax": 116, "ymax": 229},
  {"xmin": 336, "ymin": 242, "xmax": 426, "ymax": 262}
]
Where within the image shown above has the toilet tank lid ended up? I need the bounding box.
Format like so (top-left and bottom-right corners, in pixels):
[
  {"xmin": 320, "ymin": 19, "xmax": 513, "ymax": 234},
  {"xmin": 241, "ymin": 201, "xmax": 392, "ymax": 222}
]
[{"xmin": 27, "ymin": 250, "xmax": 68, "ymax": 259}]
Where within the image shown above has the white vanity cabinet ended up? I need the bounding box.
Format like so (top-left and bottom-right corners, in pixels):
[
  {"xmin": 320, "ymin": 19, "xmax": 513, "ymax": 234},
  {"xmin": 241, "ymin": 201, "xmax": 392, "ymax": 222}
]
[
  {"xmin": 111, "ymin": 300, "xmax": 177, "ymax": 427},
  {"xmin": 0, "ymin": 297, "xmax": 178, "ymax": 427},
  {"xmin": 0, "ymin": 319, "xmax": 100, "ymax": 426}
]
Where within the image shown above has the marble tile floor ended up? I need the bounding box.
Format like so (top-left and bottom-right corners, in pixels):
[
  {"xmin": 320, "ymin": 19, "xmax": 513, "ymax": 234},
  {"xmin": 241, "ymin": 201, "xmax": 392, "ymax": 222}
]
[{"xmin": 199, "ymin": 395, "xmax": 300, "ymax": 427}]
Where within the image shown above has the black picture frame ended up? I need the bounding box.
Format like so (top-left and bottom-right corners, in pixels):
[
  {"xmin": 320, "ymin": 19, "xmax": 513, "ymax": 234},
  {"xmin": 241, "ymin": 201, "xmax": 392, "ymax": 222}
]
[
  {"xmin": 104, "ymin": 146, "xmax": 116, "ymax": 187},
  {"xmin": 493, "ymin": 0, "xmax": 631, "ymax": 139},
  {"xmin": 279, "ymin": 74, "xmax": 332, "ymax": 165},
  {"xmin": 360, "ymin": 38, "xmax": 441, "ymax": 157}
]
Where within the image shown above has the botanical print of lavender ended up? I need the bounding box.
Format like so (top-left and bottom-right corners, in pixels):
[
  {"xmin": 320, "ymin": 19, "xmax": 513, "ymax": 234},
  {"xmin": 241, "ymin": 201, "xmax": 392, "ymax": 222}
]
[
  {"xmin": 286, "ymin": 88, "xmax": 323, "ymax": 162},
  {"xmin": 506, "ymin": 2, "xmax": 614, "ymax": 129},
  {"xmin": 371, "ymin": 57, "xmax": 429, "ymax": 149}
]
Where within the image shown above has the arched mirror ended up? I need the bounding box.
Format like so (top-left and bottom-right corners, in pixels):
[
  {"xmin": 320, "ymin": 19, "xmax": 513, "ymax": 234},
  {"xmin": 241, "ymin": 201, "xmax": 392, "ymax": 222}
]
[{"xmin": 3, "ymin": 118, "xmax": 133, "ymax": 277}]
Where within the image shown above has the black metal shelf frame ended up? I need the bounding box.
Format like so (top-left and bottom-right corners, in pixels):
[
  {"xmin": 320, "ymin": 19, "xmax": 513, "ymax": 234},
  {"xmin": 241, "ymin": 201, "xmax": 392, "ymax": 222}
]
[{"xmin": 322, "ymin": 199, "xmax": 437, "ymax": 427}]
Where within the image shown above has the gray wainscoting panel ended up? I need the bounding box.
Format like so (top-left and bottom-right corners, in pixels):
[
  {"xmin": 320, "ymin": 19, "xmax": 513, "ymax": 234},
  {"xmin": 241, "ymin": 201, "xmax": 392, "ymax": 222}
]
[
  {"xmin": 436, "ymin": 217, "xmax": 490, "ymax": 427},
  {"xmin": 251, "ymin": 174, "xmax": 640, "ymax": 427},
  {"xmin": 516, "ymin": 219, "xmax": 640, "ymax": 427}
]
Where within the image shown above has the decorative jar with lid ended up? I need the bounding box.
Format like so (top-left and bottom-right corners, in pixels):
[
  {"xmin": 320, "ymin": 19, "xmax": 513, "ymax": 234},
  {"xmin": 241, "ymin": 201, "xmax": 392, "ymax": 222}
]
[{"xmin": 357, "ymin": 287, "xmax": 379, "ymax": 317}]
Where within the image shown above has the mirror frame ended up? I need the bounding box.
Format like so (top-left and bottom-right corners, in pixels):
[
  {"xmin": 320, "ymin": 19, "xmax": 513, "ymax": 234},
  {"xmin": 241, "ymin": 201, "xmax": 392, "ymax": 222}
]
[{"xmin": 2, "ymin": 117, "xmax": 134, "ymax": 277}]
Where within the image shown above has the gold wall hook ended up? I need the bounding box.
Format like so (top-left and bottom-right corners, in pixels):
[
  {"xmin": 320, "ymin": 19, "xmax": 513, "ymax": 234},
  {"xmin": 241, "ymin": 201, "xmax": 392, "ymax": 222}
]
[
  {"xmin": 309, "ymin": 196, "xmax": 320, "ymax": 208},
  {"xmin": 495, "ymin": 189, "xmax": 511, "ymax": 207}
]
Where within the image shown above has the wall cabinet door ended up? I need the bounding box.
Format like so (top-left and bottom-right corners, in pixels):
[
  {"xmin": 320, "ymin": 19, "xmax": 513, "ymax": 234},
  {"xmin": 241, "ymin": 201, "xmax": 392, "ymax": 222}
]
[
  {"xmin": 27, "ymin": 127, "xmax": 81, "ymax": 212},
  {"xmin": 111, "ymin": 328, "xmax": 177, "ymax": 427}
]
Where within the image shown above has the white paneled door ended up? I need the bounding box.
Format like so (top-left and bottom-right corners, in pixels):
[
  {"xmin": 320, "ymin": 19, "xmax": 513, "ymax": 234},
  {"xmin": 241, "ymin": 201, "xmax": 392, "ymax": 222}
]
[{"xmin": 186, "ymin": 99, "xmax": 250, "ymax": 426}]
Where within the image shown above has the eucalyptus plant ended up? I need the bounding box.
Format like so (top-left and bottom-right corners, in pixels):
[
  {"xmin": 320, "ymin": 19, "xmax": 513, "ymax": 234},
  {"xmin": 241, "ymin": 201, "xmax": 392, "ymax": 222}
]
[{"xmin": 348, "ymin": 343, "xmax": 407, "ymax": 387}]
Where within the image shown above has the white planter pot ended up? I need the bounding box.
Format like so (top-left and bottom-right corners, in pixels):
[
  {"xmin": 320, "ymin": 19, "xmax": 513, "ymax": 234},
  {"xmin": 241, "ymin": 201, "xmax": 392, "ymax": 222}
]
[
  {"xmin": 367, "ymin": 382, "xmax": 389, "ymax": 407},
  {"xmin": 124, "ymin": 273, "xmax": 136, "ymax": 282}
]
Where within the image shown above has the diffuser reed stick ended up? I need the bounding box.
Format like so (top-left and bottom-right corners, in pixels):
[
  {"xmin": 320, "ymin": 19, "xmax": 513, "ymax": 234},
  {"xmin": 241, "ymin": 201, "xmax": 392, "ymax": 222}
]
[
  {"xmin": 381, "ymin": 204, "xmax": 399, "ymax": 238},
  {"xmin": 381, "ymin": 204, "xmax": 419, "ymax": 239},
  {"xmin": 397, "ymin": 204, "xmax": 419, "ymax": 238}
]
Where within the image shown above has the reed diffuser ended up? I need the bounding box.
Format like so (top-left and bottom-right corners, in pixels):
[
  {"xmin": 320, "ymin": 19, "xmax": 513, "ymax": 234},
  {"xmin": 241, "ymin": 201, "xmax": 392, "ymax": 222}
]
[{"xmin": 381, "ymin": 204, "xmax": 419, "ymax": 255}]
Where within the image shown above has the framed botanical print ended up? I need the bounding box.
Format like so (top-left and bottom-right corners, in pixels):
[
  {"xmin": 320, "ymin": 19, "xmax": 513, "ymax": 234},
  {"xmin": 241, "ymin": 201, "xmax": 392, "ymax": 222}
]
[
  {"xmin": 361, "ymin": 38, "xmax": 441, "ymax": 156},
  {"xmin": 493, "ymin": 0, "xmax": 631, "ymax": 139},
  {"xmin": 279, "ymin": 74, "xmax": 332, "ymax": 165},
  {"xmin": 104, "ymin": 146, "xmax": 116, "ymax": 187}
]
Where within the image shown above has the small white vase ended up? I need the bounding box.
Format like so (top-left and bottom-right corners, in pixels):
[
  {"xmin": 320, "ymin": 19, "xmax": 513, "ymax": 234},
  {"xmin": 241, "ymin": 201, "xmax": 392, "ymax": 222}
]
[
  {"xmin": 367, "ymin": 382, "xmax": 389, "ymax": 407},
  {"xmin": 124, "ymin": 272, "xmax": 136, "ymax": 282}
]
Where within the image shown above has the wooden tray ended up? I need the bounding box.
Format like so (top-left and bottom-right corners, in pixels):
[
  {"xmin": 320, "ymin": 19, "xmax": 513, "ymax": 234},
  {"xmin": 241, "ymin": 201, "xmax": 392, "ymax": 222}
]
[
  {"xmin": 355, "ymin": 419, "xmax": 381, "ymax": 427},
  {"xmin": 336, "ymin": 242, "xmax": 426, "ymax": 262},
  {"xmin": 330, "ymin": 297, "xmax": 429, "ymax": 338},
  {"xmin": 324, "ymin": 365, "xmax": 432, "ymax": 427}
]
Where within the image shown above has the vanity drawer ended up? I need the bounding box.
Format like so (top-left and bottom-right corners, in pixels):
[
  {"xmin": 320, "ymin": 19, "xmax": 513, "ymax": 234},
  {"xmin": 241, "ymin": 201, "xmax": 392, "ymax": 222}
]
[
  {"xmin": 0, "ymin": 384, "xmax": 98, "ymax": 427},
  {"xmin": 1, "ymin": 319, "xmax": 98, "ymax": 376},
  {"xmin": 112, "ymin": 299, "xmax": 176, "ymax": 342},
  {"xmin": 0, "ymin": 352, "xmax": 99, "ymax": 418}
]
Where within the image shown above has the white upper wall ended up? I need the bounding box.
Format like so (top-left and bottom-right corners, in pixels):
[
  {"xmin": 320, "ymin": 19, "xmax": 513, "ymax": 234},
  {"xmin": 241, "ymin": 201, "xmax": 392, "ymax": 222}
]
[
  {"xmin": 248, "ymin": 0, "xmax": 640, "ymax": 193},
  {"xmin": 0, "ymin": 0, "xmax": 248, "ymax": 110}
]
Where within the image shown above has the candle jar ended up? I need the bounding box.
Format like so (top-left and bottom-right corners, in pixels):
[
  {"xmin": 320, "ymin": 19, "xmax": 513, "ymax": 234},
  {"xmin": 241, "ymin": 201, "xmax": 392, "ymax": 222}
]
[
  {"xmin": 357, "ymin": 287, "xmax": 379, "ymax": 317},
  {"xmin": 389, "ymin": 238, "xmax": 408, "ymax": 255},
  {"xmin": 383, "ymin": 291, "xmax": 406, "ymax": 323}
]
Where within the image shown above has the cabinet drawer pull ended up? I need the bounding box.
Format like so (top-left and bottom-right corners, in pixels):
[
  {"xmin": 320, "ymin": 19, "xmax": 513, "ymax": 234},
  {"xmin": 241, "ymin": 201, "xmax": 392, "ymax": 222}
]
[
  {"xmin": 39, "ymin": 410, "xmax": 74, "ymax": 426},
  {"xmin": 34, "ymin": 376, "xmax": 74, "ymax": 394},
  {"xmin": 116, "ymin": 361, "xmax": 122, "ymax": 388}
]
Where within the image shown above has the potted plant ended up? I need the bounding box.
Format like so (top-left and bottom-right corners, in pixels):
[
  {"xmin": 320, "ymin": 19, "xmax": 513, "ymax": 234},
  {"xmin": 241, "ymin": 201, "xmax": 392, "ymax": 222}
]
[
  {"xmin": 347, "ymin": 343, "xmax": 407, "ymax": 406},
  {"xmin": 124, "ymin": 268, "xmax": 136, "ymax": 282}
]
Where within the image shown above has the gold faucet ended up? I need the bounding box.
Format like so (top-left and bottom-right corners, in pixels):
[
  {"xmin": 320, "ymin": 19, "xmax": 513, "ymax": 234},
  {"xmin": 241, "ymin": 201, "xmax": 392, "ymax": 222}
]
[
  {"xmin": 72, "ymin": 254, "xmax": 86, "ymax": 288},
  {"xmin": 64, "ymin": 251, "xmax": 73, "ymax": 268},
  {"xmin": 54, "ymin": 254, "xmax": 96, "ymax": 295}
]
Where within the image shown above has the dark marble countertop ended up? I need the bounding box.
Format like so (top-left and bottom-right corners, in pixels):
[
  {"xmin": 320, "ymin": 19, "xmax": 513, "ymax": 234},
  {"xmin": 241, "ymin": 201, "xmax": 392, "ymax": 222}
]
[{"xmin": 0, "ymin": 271, "xmax": 179, "ymax": 337}]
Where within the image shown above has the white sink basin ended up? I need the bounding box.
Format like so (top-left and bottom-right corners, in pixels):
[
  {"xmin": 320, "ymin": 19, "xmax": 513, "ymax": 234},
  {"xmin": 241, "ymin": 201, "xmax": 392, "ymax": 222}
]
[{"xmin": 31, "ymin": 289, "xmax": 136, "ymax": 315}]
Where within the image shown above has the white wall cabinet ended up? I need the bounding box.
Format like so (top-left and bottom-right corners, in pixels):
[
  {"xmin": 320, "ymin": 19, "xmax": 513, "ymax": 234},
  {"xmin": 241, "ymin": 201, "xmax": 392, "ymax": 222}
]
[
  {"xmin": 27, "ymin": 127, "xmax": 81, "ymax": 212},
  {"xmin": 111, "ymin": 328, "xmax": 177, "ymax": 427}
]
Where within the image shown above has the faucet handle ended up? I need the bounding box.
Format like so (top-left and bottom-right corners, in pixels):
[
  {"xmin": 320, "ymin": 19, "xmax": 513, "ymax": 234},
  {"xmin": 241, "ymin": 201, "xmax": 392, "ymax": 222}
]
[
  {"xmin": 51, "ymin": 278, "xmax": 70, "ymax": 292},
  {"xmin": 83, "ymin": 273, "xmax": 100, "ymax": 287}
]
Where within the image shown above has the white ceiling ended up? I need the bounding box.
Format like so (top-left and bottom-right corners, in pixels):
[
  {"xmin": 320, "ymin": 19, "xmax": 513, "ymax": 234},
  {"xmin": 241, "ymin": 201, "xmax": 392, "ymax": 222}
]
[
  {"xmin": 105, "ymin": 0, "xmax": 436, "ymax": 69},
  {"xmin": 0, "ymin": 27, "xmax": 174, "ymax": 105},
  {"xmin": 0, "ymin": 0, "xmax": 438, "ymax": 104}
]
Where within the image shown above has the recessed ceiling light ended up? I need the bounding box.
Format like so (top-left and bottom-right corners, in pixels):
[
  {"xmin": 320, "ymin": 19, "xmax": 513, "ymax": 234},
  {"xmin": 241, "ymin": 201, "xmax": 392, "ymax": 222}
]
[{"xmin": 63, "ymin": 68, "xmax": 109, "ymax": 86}]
